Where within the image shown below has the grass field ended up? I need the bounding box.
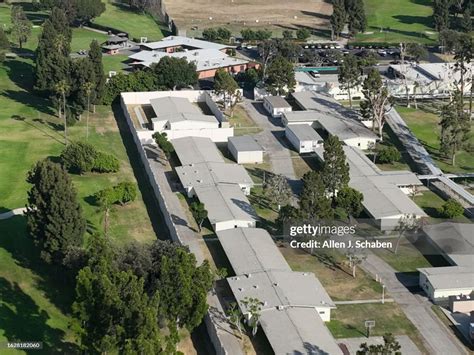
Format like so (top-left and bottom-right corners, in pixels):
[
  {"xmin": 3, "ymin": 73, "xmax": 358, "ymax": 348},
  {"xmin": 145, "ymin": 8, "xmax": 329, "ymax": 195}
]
[
  {"xmin": 327, "ymin": 303, "xmax": 427, "ymax": 351},
  {"xmin": 102, "ymin": 54, "xmax": 128, "ymax": 73},
  {"xmin": 397, "ymin": 106, "xmax": 474, "ymax": 174},
  {"xmin": 280, "ymin": 246, "xmax": 383, "ymax": 301},
  {"xmin": 372, "ymin": 240, "xmax": 433, "ymax": 273},
  {"xmin": 356, "ymin": 0, "xmax": 437, "ymax": 44},
  {"xmin": 93, "ymin": 2, "xmax": 166, "ymax": 41}
]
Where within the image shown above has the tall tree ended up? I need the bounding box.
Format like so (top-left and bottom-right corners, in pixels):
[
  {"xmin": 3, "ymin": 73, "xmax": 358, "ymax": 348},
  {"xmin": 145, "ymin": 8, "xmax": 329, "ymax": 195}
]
[
  {"xmin": 265, "ymin": 55, "xmax": 296, "ymax": 95},
  {"xmin": 258, "ymin": 40, "xmax": 277, "ymax": 81},
  {"xmin": 213, "ymin": 68, "xmax": 241, "ymax": 116},
  {"xmin": 433, "ymin": 0, "xmax": 451, "ymax": 32},
  {"xmin": 10, "ymin": 5, "xmax": 32, "ymax": 49},
  {"xmin": 299, "ymin": 171, "xmax": 333, "ymax": 220},
  {"xmin": 335, "ymin": 187, "xmax": 363, "ymax": 218},
  {"xmin": 0, "ymin": 28, "xmax": 9, "ymax": 50},
  {"xmin": 345, "ymin": 0, "xmax": 367, "ymax": 36},
  {"xmin": 35, "ymin": 7, "xmax": 72, "ymax": 93},
  {"xmin": 338, "ymin": 54, "xmax": 360, "ymax": 108},
  {"xmin": 25, "ymin": 160, "xmax": 86, "ymax": 264},
  {"xmin": 461, "ymin": 4, "xmax": 472, "ymax": 32},
  {"xmin": 439, "ymin": 91, "xmax": 470, "ymax": 166},
  {"xmin": 55, "ymin": 79, "xmax": 71, "ymax": 144},
  {"xmin": 453, "ymin": 34, "xmax": 473, "ymax": 109},
  {"xmin": 321, "ymin": 135, "xmax": 350, "ymax": 200},
  {"xmin": 405, "ymin": 43, "xmax": 428, "ymax": 62},
  {"xmin": 74, "ymin": 236, "xmax": 162, "ymax": 354},
  {"xmin": 263, "ymin": 173, "xmax": 292, "ymax": 211},
  {"xmin": 360, "ymin": 68, "xmax": 391, "ymax": 140},
  {"xmin": 76, "ymin": 0, "xmax": 106, "ymax": 23},
  {"xmin": 331, "ymin": 0, "xmax": 346, "ymax": 40},
  {"xmin": 190, "ymin": 202, "xmax": 208, "ymax": 231},
  {"xmin": 151, "ymin": 56, "xmax": 199, "ymax": 90},
  {"xmin": 88, "ymin": 40, "xmax": 105, "ymax": 105},
  {"xmin": 70, "ymin": 57, "xmax": 96, "ymax": 114}
]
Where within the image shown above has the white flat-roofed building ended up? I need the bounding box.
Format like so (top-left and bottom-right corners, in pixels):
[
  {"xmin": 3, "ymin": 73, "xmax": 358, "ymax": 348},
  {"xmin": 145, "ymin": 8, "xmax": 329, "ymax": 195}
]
[
  {"xmin": 194, "ymin": 184, "xmax": 259, "ymax": 231},
  {"xmin": 140, "ymin": 35, "xmax": 230, "ymax": 52},
  {"xmin": 172, "ymin": 136, "xmax": 225, "ymax": 166},
  {"xmin": 175, "ymin": 162, "xmax": 254, "ymax": 197},
  {"xmin": 227, "ymin": 270, "xmax": 337, "ymax": 323},
  {"xmin": 315, "ymin": 145, "xmax": 426, "ymax": 230},
  {"xmin": 150, "ymin": 96, "xmax": 219, "ymax": 131},
  {"xmin": 285, "ymin": 124, "xmax": 323, "ymax": 153},
  {"xmin": 263, "ymin": 96, "xmax": 293, "ymax": 118},
  {"xmin": 228, "ymin": 135, "xmax": 264, "ymax": 164},
  {"xmin": 418, "ymin": 266, "xmax": 474, "ymax": 301},
  {"xmin": 417, "ymin": 223, "xmax": 474, "ymax": 301},
  {"xmin": 283, "ymin": 91, "xmax": 377, "ymax": 149},
  {"xmin": 216, "ymin": 228, "xmax": 291, "ymax": 275}
]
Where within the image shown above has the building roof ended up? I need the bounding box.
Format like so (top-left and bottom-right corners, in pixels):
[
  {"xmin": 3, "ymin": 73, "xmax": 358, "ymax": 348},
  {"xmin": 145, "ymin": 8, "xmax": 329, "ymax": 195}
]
[
  {"xmin": 418, "ymin": 266, "xmax": 474, "ymax": 290},
  {"xmin": 264, "ymin": 95, "xmax": 292, "ymax": 108},
  {"xmin": 259, "ymin": 308, "xmax": 343, "ymax": 355},
  {"xmin": 129, "ymin": 48, "xmax": 248, "ymax": 72},
  {"xmin": 286, "ymin": 124, "xmax": 323, "ymax": 142},
  {"xmin": 194, "ymin": 184, "xmax": 259, "ymax": 224},
  {"xmin": 172, "ymin": 137, "xmax": 225, "ymax": 165},
  {"xmin": 150, "ymin": 97, "xmax": 217, "ymax": 124},
  {"xmin": 141, "ymin": 35, "xmax": 229, "ymax": 51},
  {"xmin": 285, "ymin": 91, "xmax": 377, "ymax": 141},
  {"xmin": 389, "ymin": 62, "xmax": 473, "ymax": 84},
  {"xmin": 216, "ymin": 228, "xmax": 291, "ymax": 275},
  {"xmin": 422, "ymin": 223, "xmax": 474, "ymax": 267},
  {"xmin": 175, "ymin": 162, "xmax": 254, "ymax": 190},
  {"xmin": 107, "ymin": 35, "xmax": 128, "ymax": 43},
  {"xmin": 315, "ymin": 146, "xmax": 426, "ymax": 219},
  {"xmin": 228, "ymin": 270, "xmax": 336, "ymax": 312},
  {"xmin": 228, "ymin": 135, "xmax": 263, "ymax": 152}
]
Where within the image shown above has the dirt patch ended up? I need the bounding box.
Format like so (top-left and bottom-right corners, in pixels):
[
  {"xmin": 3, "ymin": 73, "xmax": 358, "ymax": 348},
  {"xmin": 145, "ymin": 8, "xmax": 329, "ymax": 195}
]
[
  {"xmin": 163, "ymin": 0, "xmax": 332, "ymax": 33},
  {"xmin": 93, "ymin": 111, "xmax": 119, "ymax": 134}
]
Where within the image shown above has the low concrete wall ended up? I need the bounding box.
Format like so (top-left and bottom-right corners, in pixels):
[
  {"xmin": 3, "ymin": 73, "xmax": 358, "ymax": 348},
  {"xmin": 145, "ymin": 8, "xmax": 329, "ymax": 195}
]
[{"xmin": 121, "ymin": 90, "xmax": 207, "ymax": 105}]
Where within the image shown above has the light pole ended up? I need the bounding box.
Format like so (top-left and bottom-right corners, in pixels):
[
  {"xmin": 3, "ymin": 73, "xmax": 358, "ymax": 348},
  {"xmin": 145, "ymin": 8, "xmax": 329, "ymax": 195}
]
[{"xmin": 382, "ymin": 284, "xmax": 386, "ymax": 304}]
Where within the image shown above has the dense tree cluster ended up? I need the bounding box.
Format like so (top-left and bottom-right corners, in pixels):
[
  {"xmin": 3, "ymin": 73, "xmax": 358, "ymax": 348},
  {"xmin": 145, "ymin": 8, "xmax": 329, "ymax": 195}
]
[
  {"xmin": 35, "ymin": 8, "xmax": 105, "ymax": 126},
  {"xmin": 25, "ymin": 159, "xmax": 86, "ymax": 264},
  {"xmin": 437, "ymin": 198, "xmax": 465, "ymax": 218},
  {"xmin": 152, "ymin": 132, "xmax": 174, "ymax": 158},
  {"xmin": 103, "ymin": 57, "xmax": 198, "ymax": 104},
  {"xmin": 39, "ymin": 0, "xmax": 105, "ymax": 24},
  {"xmin": 331, "ymin": 0, "xmax": 367, "ymax": 38},
  {"xmin": 94, "ymin": 181, "xmax": 137, "ymax": 206},
  {"xmin": 202, "ymin": 27, "xmax": 232, "ymax": 42},
  {"xmin": 60, "ymin": 141, "xmax": 120, "ymax": 174},
  {"xmin": 214, "ymin": 68, "xmax": 241, "ymax": 115},
  {"xmin": 240, "ymin": 28, "xmax": 272, "ymax": 42},
  {"xmin": 433, "ymin": 0, "xmax": 472, "ymax": 32},
  {"xmin": 11, "ymin": 5, "xmax": 32, "ymax": 49}
]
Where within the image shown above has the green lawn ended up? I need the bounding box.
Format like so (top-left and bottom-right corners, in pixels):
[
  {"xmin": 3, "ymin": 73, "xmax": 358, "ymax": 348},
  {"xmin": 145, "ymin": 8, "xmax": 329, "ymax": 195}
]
[
  {"xmin": 0, "ymin": 217, "xmax": 80, "ymax": 354},
  {"xmin": 327, "ymin": 303, "xmax": 427, "ymax": 351},
  {"xmin": 70, "ymin": 28, "xmax": 107, "ymax": 53},
  {"xmin": 280, "ymin": 246, "xmax": 383, "ymax": 301},
  {"xmin": 355, "ymin": 0, "xmax": 437, "ymax": 44},
  {"xmin": 397, "ymin": 106, "xmax": 474, "ymax": 174},
  {"xmin": 413, "ymin": 190, "xmax": 471, "ymax": 223},
  {"xmin": 372, "ymin": 240, "xmax": 433, "ymax": 272},
  {"xmin": 93, "ymin": 2, "xmax": 166, "ymax": 41},
  {"xmin": 102, "ymin": 54, "xmax": 128, "ymax": 74}
]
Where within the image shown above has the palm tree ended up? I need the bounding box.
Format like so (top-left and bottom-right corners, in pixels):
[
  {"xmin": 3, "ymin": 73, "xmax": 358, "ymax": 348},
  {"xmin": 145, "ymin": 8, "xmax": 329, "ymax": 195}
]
[
  {"xmin": 54, "ymin": 80, "xmax": 70, "ymax": 145},
  {"xmin": 82, "ymin": 81, "xmax": 94, "ymax": 140}
]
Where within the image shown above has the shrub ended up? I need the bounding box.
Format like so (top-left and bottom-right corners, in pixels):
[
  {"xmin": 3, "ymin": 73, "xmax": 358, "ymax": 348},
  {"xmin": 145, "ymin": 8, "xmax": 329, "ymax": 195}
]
[
  {"xmin": 94, "ymin": 182, "xmax": 137, "ymax": 206},
  {"xmin": 437, "ymin": 199, "xmax": 464, "ymax": 218},
  {"xmin": 335, "ymin": 187, "xmax": 364, "ymax": 217},
  {"xmin": 60, "ymin": 141, "xmax": 97, "ymax": 174},
  {"xmin": 93, "ymin": 152, "xmax": 120, "ymax": 173},
  {"xmin": 377, "ymin": 146, "xmax": 401, "ymax": 164},
  {"xmin": 296, "ymin": 28, "xmax": 311, "ymax": 41}
]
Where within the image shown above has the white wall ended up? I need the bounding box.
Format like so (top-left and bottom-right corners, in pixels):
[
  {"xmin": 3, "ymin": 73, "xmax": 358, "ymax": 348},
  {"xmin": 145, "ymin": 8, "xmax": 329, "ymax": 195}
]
[
  {"xmin": 214, "ymin": 219, "xmax": 257, "ymax": 232},
  {"xmin": 121, "ymin": 90, "xmax": 206, "ymax": 105},
  {"xmin": 315, "ymin": 307, "xmax": 332, "ymax": 323},
  {"xmin": 285, "ymin": 127, "xmax": 321, "ymax": 153},
  {"xmin": 343, "ymin": 137, "xmax": 377, "ymax": 150},
  {"xmin": 236, "ymin": 151, "xmax": 263, "ymax": 164},
  {"xmin": 164, "ymin": 127, "xmax": 234, "ymax": 143},
  {"xmin": 171, "ymin": 120, "xmax": 219, "ymax": 130}
]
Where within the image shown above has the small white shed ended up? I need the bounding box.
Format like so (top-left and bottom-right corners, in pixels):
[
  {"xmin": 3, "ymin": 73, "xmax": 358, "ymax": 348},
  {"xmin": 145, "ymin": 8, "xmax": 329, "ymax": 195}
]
[
  {"xmin": 228, "ymin": 135, "xmax": 263, "ymax": 164},
  {"xmin": 263, "ymin": 96, "xmax": 293, "ymax": 118},
  {"xmin": 285, "ymin": 124, "xmax": 323, "ymax": 153}
]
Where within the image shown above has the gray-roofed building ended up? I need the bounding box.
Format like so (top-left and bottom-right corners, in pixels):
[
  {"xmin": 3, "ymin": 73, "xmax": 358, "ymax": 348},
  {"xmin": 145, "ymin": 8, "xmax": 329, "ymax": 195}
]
[
  {"xmin": 315, "ymin": 145, "xmax": 426, "ymax": 230},
  {"xmin": 194, "ymin": 184, "xmax": 258, "ymax": 231},
  {"xmin": 216, "ymin": 228, "xmax": 291, "ymax": 275},
  {"xmin": 285, "ymin": 124, "xmax": 323, "ymax": 153},
  {"xmin": 175, "ymin": 162, "xmax": 254, "ymax": 197},
  {"xmin": 417, "ymin": 223, "xmax": 474, "ymax": 301},
  {"xmin": 150, "ymin": 96, "xmax": 218, "ymax": 131},
  {"xmin": 140, "ymin": 35, "xmax": 230, "ymax": 52},
  {"xmin": 228, "ymin": 135, "xmax": 264, "ymax": 164},
  {"xmin": 263, "ymin": 96, "xmax": 292, "ymax": 118},
  {"xmin": 283, "ymin": 91, "xmax": 377, "ymax": 149},
  {"xmin": 259, "ymin": 308, "xmax": 343, "ymax": 355},
  {"xmin": 172, "ymin": 137, "xmax": 225, "ymax": 165}
]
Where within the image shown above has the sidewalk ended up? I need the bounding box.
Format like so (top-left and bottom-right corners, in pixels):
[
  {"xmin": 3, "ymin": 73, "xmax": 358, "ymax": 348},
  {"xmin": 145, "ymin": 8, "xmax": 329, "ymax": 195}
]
[{"xmin": 0, "ymin": 208, "xmax": 26, "ymax": 220}]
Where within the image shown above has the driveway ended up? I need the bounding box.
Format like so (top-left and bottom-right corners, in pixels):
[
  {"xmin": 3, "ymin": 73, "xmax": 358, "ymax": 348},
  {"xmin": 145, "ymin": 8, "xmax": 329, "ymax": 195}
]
[
  {"xmin": 242, "ymin": 99, "xmax": 303, "ymax": 194},
  {"xmin": 361, "ymin": 253, "xmax": 468, "ymax": 354}
]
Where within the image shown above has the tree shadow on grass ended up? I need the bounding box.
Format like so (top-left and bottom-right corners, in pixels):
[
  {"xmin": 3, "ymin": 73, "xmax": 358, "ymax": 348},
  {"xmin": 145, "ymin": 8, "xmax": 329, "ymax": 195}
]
[
  {"xmin": 0, "ymin": 217, "xmax": 77, "ymax": 319},
  {"xmin": 0, "ymin": 277, "xmax": 80, "ymax": 354},
  {"xmin": 3, "ymin": 90, "xmax": 55, "ymax": 117},
  {"xmin": 11, "ymin": 115, "xmax": 64, "ymax": 145}
]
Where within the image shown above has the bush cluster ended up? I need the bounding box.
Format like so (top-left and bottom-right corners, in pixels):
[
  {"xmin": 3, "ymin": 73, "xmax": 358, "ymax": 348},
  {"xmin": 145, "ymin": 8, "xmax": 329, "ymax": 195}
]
[
  {"xmin": 94, "ymin": 181, "xmax": 137, "ymax": 206},
  {"xmin": 437, "ymin": 198, "xmax": 464, "ymax": 218},
  {"xmin": 377, "ymin": 146, "xmax": 401, "ymax": 164},
  {"xmin": 60, "ymin": 141, "xmax": 120, "ymax": 174}
]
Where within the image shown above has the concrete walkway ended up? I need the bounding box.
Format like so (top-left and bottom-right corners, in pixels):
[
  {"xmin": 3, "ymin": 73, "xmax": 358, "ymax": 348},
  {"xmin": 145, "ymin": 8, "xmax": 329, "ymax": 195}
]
[
  {"xmin": 361, "ymin": 253, "xmax": 467, "ymax": 355},
  {"xmin": 242, "ymin": 99, "xmax": 302, "ymax": 194},
  {"xmin": 0, "ymin": 208, "xmax": 26, "ymax": 220}
]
